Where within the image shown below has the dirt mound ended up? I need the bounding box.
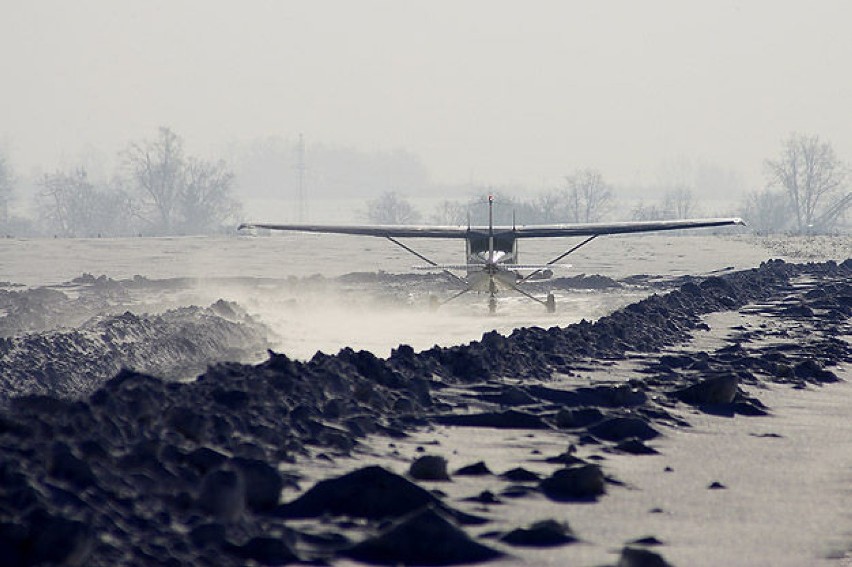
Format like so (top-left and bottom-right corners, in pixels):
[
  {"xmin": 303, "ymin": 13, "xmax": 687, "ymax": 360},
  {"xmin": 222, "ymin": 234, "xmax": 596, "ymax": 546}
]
[
  {"xmin": 0, "ymin": 301, "xmax": 269, "ymax": 404},
  {"xmin": 0, "ymin": 259, "xmax": 848, "ymax": 565}
]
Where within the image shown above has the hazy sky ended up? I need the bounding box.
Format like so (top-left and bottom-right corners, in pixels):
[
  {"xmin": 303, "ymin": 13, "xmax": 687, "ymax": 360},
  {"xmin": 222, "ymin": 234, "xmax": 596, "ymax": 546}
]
[{"xmin": 2, "ymin": 0, "xmax": 851, "ymax": 193}]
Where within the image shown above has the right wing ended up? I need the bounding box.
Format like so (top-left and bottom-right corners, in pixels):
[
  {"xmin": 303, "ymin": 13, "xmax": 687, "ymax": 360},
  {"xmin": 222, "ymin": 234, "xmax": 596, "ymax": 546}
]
[
  {"xmin": 512, "ymin": 217, "xmax": 745, "ymax": 238},
  {"xmin": 238, "ymin": 222, "xmax": 470, "ymax": 239}
]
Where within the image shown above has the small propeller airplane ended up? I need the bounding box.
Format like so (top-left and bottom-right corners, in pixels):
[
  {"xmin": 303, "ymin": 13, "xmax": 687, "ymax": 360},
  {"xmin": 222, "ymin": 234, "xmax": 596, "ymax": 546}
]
[{"xmin": 239, "ymin": 196, "xmax": 744, "ymax": 313}]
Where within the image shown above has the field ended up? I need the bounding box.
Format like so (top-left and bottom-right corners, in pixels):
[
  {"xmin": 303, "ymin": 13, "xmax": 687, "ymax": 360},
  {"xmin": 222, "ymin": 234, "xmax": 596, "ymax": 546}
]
[{"xmin": 0, "ymin": 232, "xmax": 849, "ymax": 566}]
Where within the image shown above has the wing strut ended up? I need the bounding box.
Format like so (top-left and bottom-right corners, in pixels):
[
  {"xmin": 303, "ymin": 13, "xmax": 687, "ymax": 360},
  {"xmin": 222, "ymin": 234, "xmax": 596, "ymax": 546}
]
[
  {"xmin": 385, "ymin": 236, "xmax": 468, "ymax": 284},
  {"xmin": 439, "ymin": 286, "xmax": 475, "ymax": 306},
  {"xmin": 506, "ymin": 279, "xmax": 551, "ymax": 307},
  {"xmin": 519, "ymin": 234, "xmax": 599, "ymax": 283}
]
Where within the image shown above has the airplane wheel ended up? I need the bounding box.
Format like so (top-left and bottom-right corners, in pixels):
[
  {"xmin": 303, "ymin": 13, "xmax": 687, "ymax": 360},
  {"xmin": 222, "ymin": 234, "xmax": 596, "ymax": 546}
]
[
  {"xmin": 429, "ymin": 295, "xmax": 440, "ymax": 311},
  {"xmin": 488, "ymin": 297, "xmax": 497, "ymax": 314},
  {"xmin": 546, "ymin": 293, "xmax": 556, "ymax": 313}
]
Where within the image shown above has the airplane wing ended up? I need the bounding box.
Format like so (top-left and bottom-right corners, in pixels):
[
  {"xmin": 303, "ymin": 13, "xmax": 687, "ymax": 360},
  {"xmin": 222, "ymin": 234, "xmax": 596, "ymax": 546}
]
[
  {"xmin": 511, "ymin": 217, "xmax": 745, "ymax": 238},
  {"xmin": 240, "ymin": 217, "xmax": 744, "ymax": 239},
  {"xmin": 238, "ymin": 222, "xmax": 471, "ymax": 239}
]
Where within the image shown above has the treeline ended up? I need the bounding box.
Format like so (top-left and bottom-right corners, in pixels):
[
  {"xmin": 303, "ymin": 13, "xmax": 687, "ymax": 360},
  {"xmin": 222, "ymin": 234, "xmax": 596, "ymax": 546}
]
[
  {"xmin": 1, "ymin": 131, "xmax": 848, "ymax": 237},
  {"xmin": 366, "ymin": 179, "xmax": 706, "ymax": 227},
  {"xmin": 0, "ymin": 127, "xmax": 240, "ymax": 237},
  {"xmin": 366, "ymin": 133, "xmax": 850, "ymax": 235}
]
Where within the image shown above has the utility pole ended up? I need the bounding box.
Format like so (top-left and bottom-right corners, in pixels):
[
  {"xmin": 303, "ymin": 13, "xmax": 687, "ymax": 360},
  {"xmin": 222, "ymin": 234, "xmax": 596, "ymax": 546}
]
[{"xmin": 296, "ymin": 133, "xmax": 307, "ymax": 222}]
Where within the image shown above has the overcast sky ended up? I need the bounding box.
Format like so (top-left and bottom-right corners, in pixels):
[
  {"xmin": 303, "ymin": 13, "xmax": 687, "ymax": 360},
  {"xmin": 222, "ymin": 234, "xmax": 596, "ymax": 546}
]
[{"xmin": 2, "ymin": 0, "xmax": 851, "ymax": 193}]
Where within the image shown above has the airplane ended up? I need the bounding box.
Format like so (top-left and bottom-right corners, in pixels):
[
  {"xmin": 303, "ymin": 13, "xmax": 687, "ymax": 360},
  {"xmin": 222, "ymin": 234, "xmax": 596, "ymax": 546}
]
[{"xmin": 238, "ymin": 196, "xmax": 744, "ymax": 314}]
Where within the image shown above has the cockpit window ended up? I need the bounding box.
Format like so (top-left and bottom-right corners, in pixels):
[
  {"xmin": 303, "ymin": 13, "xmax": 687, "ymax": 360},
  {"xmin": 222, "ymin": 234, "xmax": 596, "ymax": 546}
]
[{"xmin": 468, "ymin": 234, "xmax": 516, "ymax": 254}]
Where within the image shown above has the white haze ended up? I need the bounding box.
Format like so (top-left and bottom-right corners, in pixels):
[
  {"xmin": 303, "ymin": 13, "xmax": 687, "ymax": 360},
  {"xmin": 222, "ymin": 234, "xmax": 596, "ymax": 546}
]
[
  {"xmin": 0, "ymin": 232, "xmax": 792, "ymax": 360},
  {"xmin": 2, "ymin": 0, "xmax": 851, "ymax": 200}
]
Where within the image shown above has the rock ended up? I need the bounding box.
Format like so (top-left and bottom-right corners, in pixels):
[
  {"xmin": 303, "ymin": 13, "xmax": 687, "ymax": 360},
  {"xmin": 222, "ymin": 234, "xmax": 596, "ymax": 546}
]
[
  {"xmin": 23, "ymin": 509, "xmax": 94, "ymax": 567},
  {"xmin": 500, "ymin": 467, "xmax": 541, "ymax": 482},
  {"xmin": 613, "ymin": 438, "xmax": 659, "ymax": 455},
  {"xmin": 188, "ymin": 523, "xmax": 226, "ymax": 549},
  {"xmin": 409, "ymin": 455, "xmax": 450, "ymax": 481},
  {"xmin": 589, "ymin": 417, "xmax": 659, "ymax": 442},
  {"xmin": 658, "ymin": 353, "xmax": 693, "ymax": 369},
  {"xmin": 629, "ymin": 536, "xmax": 664, "ymax": 546},
  {"xmin": 554, "ymin": 407, "xmax": 605, "ymax": 429},
  {"xmin": 617, "ymin": 545, "xmax": 674, "ymax": 567},
  {"xmin": 211, "ymin": 388, "xmax": 249, "ymax": 409},
  {"xmin": 544, "ymin": 451, "xmax": 587, "ymax": 466},
  {"xmin": 198, "ymin": 468, "xmax": 246, "ymax": 521},
  {"xmin": 454, "ymin": 461, "xmax": 492, "ymax": 476},
  {"xmin": 540, "ymin": 465, "xmax": 606, "ymax": 501},
  {"xmin": 343, "ymin": 506, "xmax": 502, "ymax": 565},
  {"xmin": 186, "ymin": 447, "xmax": 229, "ymax": 474},
  {"xmin": 47, "ymin": 442, "xmax": 97, "ymax": 489},
  {"xmin": 466, "ymin": 490, "xmax": 500, "ymax": 504},
  {"xmin": 673, "ymin": 375, "xmax": 738, "ymax": 405},
  {"xmin": 500, "ymin": 519, "xmax": 577, "ymax": 547},
  {"xmin": 501, "ymin": 484, "xmax": 539, "ymax": 498},
  {"xmin": 781, "ymin": 303, "xmax": 814, "ymax": 318},
  {"xmin": 166, "ymin": 406, "xmax": 208, "ymax": 442},
  {"xmin": 231, "ymin": 457, "xmax": 283, "ymax": 512},
  {"xmin": 227, "ymin": 536, "xmax": 298, "ymax": 565},
  {"xmin": 793, "ymin": 359, "xmax": 838, "ymax": 382},
  {"xmin": 0, "ymin": 521, "xmax": 27, "ymax": 567},
  {"xmin": 733, "ymin": 399, "xmax": 770, "ymax": 416},
  {"xmin": 478, "ymin": 385, "xmax": 538, "ymax": 406},
  {"xmin": 276, "ymin": 466, "xmax": 483, "ymax": 524}
]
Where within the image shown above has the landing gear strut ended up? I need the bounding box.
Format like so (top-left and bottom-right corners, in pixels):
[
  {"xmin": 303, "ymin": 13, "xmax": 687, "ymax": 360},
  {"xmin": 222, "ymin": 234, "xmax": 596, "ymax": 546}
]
[{"xmin": 545, "ymin": 293, "xmax": 556, "ymax": 313}]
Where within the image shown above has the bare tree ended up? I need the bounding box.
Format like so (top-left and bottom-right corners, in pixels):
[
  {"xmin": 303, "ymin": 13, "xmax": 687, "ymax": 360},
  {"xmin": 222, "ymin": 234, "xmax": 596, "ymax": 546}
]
[
  {"xmin": 0, "ymin": 151, "xmax": 13, "ymax": 225},
  {"xmin": 180, "ymin": 158, "xmax": 240, "ymax": 233},
  {"xmin": 741, "ymin": 189, "xmax": 790, "ymax": 235},
  {"xmin": 663, "ymin": 186, "xmax": 695, "ymax": 219},
  {"xmin": 40, "ymin": 169, "xmax": 88, "ymax": 236},
  {"xmin": 631, "ymin": 200, "xmax": 670, "ymax": 221},
  {"xmin": 430, "ymin": 199, "xmax": 468, "ymax": 225},
  {"xmin": 765, "ymin": 133, "xmax": 847, "ymax": 234},
  {"xmin": 125, "ymin": 127, "xmax": 242, "ymax": 234},
  {"xmin": 534, "ymin": 190, "xmax": 570, "ymax": 223},
  {"xmin": 39, "ymin": 169, "xmax": 135, "ymax": 237},
  {"xmin": 563, "ymin": 168, "xmax": 612, "ymax": 223},
  {"xmin": 366, "ymin": 191, "xmax": 421, "ymax": 224},
  {"xmin": 125, "ymin": 127, "xmax": 186, "ymax": 233}
]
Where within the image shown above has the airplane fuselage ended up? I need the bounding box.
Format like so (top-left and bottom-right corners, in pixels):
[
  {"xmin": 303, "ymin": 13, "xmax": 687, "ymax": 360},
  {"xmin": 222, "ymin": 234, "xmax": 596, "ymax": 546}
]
[{"xmin": 465, "ymin": 231, "xmax": 519, "ymax": 268}]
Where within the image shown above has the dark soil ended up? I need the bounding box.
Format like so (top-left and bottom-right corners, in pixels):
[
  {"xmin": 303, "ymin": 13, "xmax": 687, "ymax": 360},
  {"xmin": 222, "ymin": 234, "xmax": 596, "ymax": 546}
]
[{"xmin": 0, "ymin": 259, "xmax": 848, "ymax": 566}]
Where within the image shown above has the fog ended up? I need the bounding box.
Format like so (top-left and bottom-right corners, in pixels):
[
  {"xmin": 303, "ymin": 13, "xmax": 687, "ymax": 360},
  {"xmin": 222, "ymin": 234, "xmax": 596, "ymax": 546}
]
[{"xmin": 2, "ymin": 1, "xmax": 851, "ymax": 214}]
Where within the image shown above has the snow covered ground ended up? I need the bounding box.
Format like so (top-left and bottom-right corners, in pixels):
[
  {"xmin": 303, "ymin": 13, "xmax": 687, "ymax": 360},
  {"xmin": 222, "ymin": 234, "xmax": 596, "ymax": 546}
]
[{"xmin": 0, "ymin": 232, "xmax": 849, "ymax": 566}]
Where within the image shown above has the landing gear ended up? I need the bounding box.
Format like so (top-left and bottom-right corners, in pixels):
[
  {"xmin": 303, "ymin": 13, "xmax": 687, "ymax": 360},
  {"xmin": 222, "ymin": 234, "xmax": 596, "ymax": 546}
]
[
  {"xmin": 428, "ymin": 295, "xmax": 440, "ymax": 311},
  {"xmin": 487, "ymin": 274, "xmax": 499, "ymax": 315},
  {"xmin": 545, "ymin": 293, "xmax": 556, "ymax": 313},
  {"xmin": 488, "ymin": 296, "xmax": 497, "ymax": 315}
]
